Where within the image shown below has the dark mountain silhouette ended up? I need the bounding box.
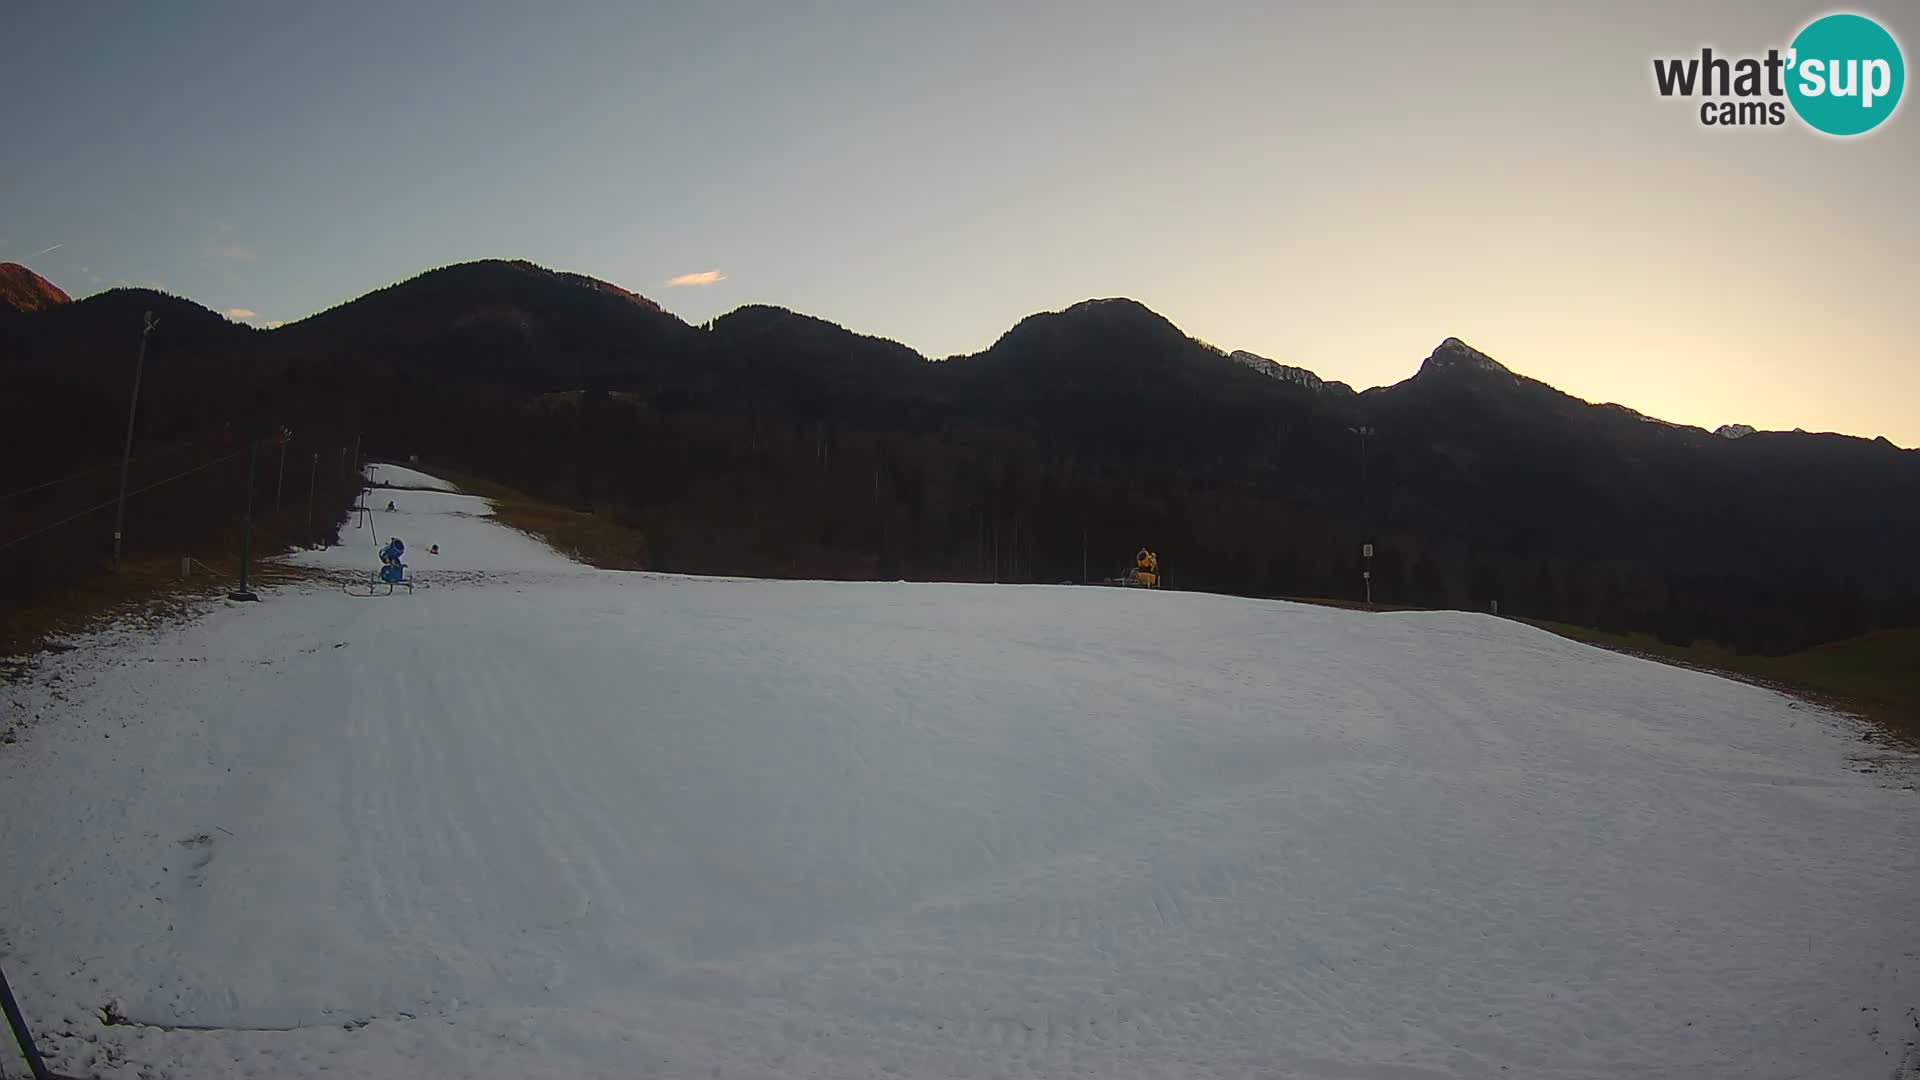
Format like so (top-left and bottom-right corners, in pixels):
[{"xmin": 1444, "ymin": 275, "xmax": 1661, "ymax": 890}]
[
  {"xmin": 1361, "ymin": 338, "xmax": 1916, "ymax": 644},
  {"xmin": 3, "ymin": 285, "xmax": 255, "ymax": 453},
  {"xmin": 279, "ymin": 259, "xmax": 694, "ymax": 383},
  {"xmin": 0, "ymin": 279, "xmax": 359, "ymax": 614},
  {"xmin": 0, "ymin": 262, "xmax": 70, "ymax": 314},
  {"xmin": 3, "ymin": 258, "xmax": 1913, "ymax": 654}
]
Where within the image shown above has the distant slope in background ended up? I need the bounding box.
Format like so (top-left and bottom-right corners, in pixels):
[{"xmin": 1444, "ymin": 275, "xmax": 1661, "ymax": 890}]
[
  {"xmin": 0, "ymin": 261, "xmax": 71, "ymax": 313},
  {"xmin": 3, "ymin": 259, "xmax": 1914, "ymax": 653}
]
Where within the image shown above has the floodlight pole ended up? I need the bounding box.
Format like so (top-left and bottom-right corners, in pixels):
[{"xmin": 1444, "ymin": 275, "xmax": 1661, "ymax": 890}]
[{"xmin": 110, "ymin": 312, "xmax": 157, "ymax": 567}]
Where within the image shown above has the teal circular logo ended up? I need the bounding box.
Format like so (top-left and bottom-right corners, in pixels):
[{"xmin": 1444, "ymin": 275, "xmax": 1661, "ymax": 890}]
[{"xmin": 1786, "ymin": 13, "xmax": 1905, "ymax": 136}]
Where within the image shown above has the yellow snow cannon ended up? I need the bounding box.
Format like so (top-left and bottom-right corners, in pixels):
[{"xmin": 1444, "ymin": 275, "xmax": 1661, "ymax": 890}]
[{"xmin": 1126, "ymin": 548, "xmax": 1160, "ymax": 589}]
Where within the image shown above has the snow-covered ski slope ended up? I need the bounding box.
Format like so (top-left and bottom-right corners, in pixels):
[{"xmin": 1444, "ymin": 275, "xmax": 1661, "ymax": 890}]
[
  {"xmin": 298, "ymin": 466, "xmax": 569, "ymax": 577},
  {"xmin": 2, "ymin": 466, "xmax": 1916, "ymax": 1080},
  {"xmin": 365, "ymin": 461, "xmax": 464, "ymax": 493}
]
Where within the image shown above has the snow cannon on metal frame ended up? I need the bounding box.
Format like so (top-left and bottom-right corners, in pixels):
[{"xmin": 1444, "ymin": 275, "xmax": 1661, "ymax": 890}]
[
  {"xmin": 1125, "ymin": 547, "xmax": 1160, "ymax": 589},
  {"xmin": 347, "ymin": 536, "xmax": 416, "ymax": 596}
]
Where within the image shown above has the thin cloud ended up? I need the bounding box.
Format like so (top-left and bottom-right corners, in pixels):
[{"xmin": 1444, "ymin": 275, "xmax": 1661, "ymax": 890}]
[
  {"xmin": 666, "ymin": 269, "xmax": 727, "ymax": 288},
  {"xmin": 208, "ymin": 244, "xmax": 256, "ymax": 261},
  {"xmin": 31, "ymin": 243, "xmax": 63, "ymax": 257},
  {"xmin": 225, "ymin": 307, "xmax": 258, "ymax": 320},
  {"xmin": 264, "ymin": 320, "xmax": 285, "ymax": 329}
]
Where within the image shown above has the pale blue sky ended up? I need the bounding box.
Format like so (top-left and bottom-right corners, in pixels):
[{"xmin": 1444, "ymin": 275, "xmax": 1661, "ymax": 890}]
[{"xmin": 4, "ymin": 1, "xmax": 1915, "ymax": 442}]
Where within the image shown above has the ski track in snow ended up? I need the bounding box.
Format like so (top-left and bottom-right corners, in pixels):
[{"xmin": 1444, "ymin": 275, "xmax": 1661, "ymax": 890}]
[{"xmin": 2, "ymin": 467, "xmax": 1917, "ymax": 1079}]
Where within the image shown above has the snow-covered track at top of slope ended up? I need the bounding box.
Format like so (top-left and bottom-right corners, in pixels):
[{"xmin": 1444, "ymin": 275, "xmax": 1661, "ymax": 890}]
[
  {"xmin": 1, "ymin": 465, "xmax": 1915, "ymax": 1080},
  {"xmin": 363, "ymin": 462, "xmax": 464, "ymax": 493},
  {"xmin": 291, "ymin": 471, "xmax": 585, "ymax": 582}
]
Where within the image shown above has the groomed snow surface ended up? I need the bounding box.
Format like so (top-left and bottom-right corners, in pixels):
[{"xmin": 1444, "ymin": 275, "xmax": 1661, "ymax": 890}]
[
  {"xmin": 2, "ymin": 465, "xmax": 1916, "ymax": 1079},
  {"xmin": 365, "ymin": 462, "xmax": 464, "ymax": 494}
]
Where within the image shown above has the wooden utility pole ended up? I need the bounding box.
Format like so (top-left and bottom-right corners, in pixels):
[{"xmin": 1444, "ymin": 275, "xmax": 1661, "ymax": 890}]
[
  {"xmin": 274, "ymin": 428, "xmax": 291, "ymax": 512},
  {"xmin": 110, "ymin": 312, "xmax": 156, "ymax": 567},
  {"xmin": 229, "ymin": 440, "xmax": 260, "ymax": 602},
  {"xmin": 305, "ymin": 451, "xmax": 319, "ymax": 542}
]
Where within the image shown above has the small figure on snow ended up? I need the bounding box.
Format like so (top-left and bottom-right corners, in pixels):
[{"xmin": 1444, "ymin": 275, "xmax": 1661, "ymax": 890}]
[
  {"xmin": 429, "ymin": 544, "xmax": 440, "ymax": 556},
  {"xmin": 386, "ymin": 499, "xmax": 397, "ymax": 512}
]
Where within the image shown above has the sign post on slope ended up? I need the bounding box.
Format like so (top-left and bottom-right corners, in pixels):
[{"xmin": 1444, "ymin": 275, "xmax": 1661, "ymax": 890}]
[{"xmin": 1362, "ymin": 542, "xmax": 1373, "ymax": 607}]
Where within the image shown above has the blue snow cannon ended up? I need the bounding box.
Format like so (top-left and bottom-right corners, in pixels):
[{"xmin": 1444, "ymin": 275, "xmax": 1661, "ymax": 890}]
[
  {"xmin": 353, "ymin": 537, "xmax": 414, "ymax": 596},
  {"xmin": 379, "ymin": 538, "xmax": 406, "ymax": 583}
]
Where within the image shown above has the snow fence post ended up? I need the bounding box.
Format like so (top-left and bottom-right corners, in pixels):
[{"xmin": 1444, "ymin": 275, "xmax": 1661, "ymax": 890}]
[{"xmin": 0, "ymin": 962, "xmax": 59, "ymax": 1080}]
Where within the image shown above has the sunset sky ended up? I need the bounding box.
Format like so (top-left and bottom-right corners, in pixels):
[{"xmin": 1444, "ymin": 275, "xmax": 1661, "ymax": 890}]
[{"xmin": 4, "ymin": 1, "xmax": 1914, "ymax": 443}]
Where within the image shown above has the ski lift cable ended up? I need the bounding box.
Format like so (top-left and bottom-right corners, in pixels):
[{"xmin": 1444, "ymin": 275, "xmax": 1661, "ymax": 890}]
[
  {"xmin": 0, "ymin": 448, "xmax": 248, "ymax": 554},
  {"xmin": 1, "ymin": 439, "xmax": 239, "ymax": 502},
  {"xmin": 0, "ymin": 459, "xmax": 133, "ymax": 502}
]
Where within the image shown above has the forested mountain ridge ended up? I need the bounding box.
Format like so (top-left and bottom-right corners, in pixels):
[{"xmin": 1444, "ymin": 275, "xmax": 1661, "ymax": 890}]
[{"xmin": 3, "ymin": 258, "xmax": 1912, "ymax": 654}]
